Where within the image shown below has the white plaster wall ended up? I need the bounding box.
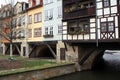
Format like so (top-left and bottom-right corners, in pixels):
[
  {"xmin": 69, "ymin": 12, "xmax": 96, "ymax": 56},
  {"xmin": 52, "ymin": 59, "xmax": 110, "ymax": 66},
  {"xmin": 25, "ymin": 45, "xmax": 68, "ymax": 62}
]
[{"xmin": 43, "ymin": 0, "xmax": 62, "ymax": 41}]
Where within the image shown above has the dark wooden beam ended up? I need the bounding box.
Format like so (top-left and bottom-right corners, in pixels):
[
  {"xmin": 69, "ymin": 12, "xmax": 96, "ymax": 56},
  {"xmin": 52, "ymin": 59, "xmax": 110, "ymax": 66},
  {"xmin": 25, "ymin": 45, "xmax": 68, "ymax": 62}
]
[{"xmin": 79, "ymin": 48, "xmax": 96, "ymax": 65}]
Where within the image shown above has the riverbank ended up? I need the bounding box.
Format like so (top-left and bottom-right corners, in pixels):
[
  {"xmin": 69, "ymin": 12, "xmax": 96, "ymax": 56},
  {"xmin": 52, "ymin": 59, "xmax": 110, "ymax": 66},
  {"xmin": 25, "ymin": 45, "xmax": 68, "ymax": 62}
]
[
  {"xmin": 0, "ymin": 63, "xmax": 76, "ymax": 80},
  {"xmin": 0, "ymin": 55, "xmax": 76, "ymax": 80}
]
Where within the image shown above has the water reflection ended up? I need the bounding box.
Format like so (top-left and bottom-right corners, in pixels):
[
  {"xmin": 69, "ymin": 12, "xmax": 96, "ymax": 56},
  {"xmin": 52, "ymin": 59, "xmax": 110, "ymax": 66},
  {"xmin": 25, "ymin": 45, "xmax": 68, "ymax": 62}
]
[{"xmin": 48, "ymin": 50, "xmax": 120, "ymax": 80}]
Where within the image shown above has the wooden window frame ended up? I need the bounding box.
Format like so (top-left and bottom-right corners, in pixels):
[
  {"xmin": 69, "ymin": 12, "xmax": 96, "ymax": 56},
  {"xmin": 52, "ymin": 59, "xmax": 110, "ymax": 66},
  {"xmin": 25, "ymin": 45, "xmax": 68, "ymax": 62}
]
[
  {"xmin": 101, "ymin": 21, "xmax": 115, "ymax": 33},
  {"xmin": 103, "ymin": 0, "xmax": 110, "ymax": 8}
]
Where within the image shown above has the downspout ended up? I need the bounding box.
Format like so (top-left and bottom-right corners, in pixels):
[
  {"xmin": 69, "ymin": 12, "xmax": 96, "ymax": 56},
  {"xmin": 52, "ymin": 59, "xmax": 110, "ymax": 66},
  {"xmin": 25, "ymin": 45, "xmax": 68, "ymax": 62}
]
[{"xmin": 95, "ymin": 0, "xmax": 98, "ymax": 47}]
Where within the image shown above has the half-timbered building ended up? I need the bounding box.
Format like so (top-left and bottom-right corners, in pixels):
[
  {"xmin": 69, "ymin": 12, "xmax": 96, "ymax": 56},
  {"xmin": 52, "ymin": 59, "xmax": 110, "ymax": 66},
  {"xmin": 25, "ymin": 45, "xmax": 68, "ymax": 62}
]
[{"xmin": 62, "ymin": 0, "xmax": 96, "ymax": 43}]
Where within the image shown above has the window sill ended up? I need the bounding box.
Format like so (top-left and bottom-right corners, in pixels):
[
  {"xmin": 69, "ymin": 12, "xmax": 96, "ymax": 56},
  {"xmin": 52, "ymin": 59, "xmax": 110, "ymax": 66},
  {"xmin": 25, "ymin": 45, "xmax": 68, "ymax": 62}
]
[{"xmin": 43, "ymin": 35, "xmax": 54, "ymax": 38}]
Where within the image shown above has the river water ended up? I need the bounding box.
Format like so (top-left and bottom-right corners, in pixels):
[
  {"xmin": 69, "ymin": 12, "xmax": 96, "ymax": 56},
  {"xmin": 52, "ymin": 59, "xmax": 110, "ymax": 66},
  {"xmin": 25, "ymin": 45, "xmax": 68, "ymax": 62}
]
[{"xmin": 48, "ymin": 50, "xmax": 120, "ymax": 80}]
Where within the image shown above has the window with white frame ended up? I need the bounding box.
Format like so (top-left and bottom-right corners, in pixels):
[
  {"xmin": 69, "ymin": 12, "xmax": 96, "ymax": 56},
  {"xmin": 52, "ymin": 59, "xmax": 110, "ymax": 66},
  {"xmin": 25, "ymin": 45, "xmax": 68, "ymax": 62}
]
[
  {"xmin": 58, "ymin": 24, "xmax": 62, "ymax": 34},
  {"xmin": 45, "ymin": 27, "xmax": 48, "ymax": 35},
  {"xmin": 21, "ymin": 16, "xmax": 25, "ymax": 25},
  {"xmin": 44, "ymin": 0, "xmax": 53, "ymax": 5},
  {"xmin": 34, "ymin": 28, "xmax": 42, "ymax": 37},
  {"xmin": 45, "ymin": 9, "xmax": 53, "ymax": 20},
  {"xmin": 29, "ymin": 1, "xmax": 32, "ymax": 8},
  {"xmin": 29, "ymin": 15, "xmax": 32, "ymax": 24},
  {"xmin": 44, "ymin": 26, "xmax": 53, "ymax": 35},
  {"xmin": 58, "ymin": 6, "xmax": 62, "ymax": 18},
  {"xmin": 50, "ymin": 27, "xmax": 53, "ymax": 35},
  {"xmin": 34, "ymin": 13, "xmax": 42, "ymax": 22}
]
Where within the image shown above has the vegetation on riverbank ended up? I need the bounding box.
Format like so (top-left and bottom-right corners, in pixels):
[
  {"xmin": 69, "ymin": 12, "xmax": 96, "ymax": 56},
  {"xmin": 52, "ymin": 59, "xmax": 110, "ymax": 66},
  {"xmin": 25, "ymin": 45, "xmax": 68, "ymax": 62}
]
[{"xmin": 0, "ymin": 54, "xmax": 67, "ymax": 76}]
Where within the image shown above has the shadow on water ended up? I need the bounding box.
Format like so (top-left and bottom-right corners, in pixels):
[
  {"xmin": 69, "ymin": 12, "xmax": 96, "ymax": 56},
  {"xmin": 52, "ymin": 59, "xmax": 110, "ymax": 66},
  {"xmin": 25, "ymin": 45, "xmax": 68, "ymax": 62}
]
[{"xmin": 48, "ymin": 50, "xmax": 120, "ymax": 80}]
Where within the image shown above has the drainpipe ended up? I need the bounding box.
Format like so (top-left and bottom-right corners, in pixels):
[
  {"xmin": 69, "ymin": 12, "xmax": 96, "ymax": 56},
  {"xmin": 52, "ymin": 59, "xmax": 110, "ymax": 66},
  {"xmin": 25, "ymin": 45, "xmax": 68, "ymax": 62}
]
[{"xmin": 95, "ymin": 0, "xmax": 98, "ymax": 47}]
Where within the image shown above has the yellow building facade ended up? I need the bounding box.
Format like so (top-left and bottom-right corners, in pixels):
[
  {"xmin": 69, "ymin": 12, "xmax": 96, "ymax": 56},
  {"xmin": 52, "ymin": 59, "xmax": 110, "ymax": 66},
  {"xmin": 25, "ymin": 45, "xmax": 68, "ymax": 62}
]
[{"xmin": 27, "ymin": 0, "xmax": 43, "ymax": 42}]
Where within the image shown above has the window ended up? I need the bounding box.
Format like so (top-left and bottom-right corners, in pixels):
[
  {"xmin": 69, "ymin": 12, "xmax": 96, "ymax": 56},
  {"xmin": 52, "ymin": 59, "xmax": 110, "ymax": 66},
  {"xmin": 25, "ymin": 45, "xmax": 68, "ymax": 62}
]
[
  {"xmin": 45, "ymin": 27, "xmax": 48, "ymax": 35},
  {"xmin": 29, "ymin": 15, "xmax": 32, "ymax": 24},
  {"xmin": 84, "ymin": 24, "xmax": 89, "ymax": 33},
  {"xmin": 44, "ymin": 26, "xmax": 53, "ymax": 35},
  {"xmin": 79, "ymin": 22, "xmax": 89, "ymax": 33},
  {"xmin": 103, "ymin": 0, "xmax": 109, "ymax": 7},
  {"xmin": 12, "ymin": 32, "xmax": 16, "ymax": 39},
  {"xmin": 45, "ymin": 9, "xmax": 53, "ymax": 20},
  {"xmin": 50, "ymin": 27, "xmax": 53, "ymax": 35},
  {"xmin": 108, "ymin": 22, "xmax": 114, "ymax": 32},
  {"xmin": 68, "ymin": 21, "xmax": 77, "ymax": 32},
  {"xmin": 101, "ymin": 21, "xmax": 114, "ymax": 33},
  {"xmin": 44, "ymin": 0, "xmax": 53, "ymax": 5},
  {"xmin": 58, "ymin": 24, "xmax": 62, "ymax": 34},
  {"xmin": 28, "ymin": 29, "xmax": 32, "ymax": 38},
  {"xmin": 34, "ymin": 13, "xmax": 42, "ymax": 22},
  {"xmin": 34, "ymin": 28, "xmax": 42, "ymax": 37},
  {"xmin": 68, "ymin": 20, "xmax": 90, "ymax": 34},
  {"xmin": 20, "ymin": 16, "xmax": 25, "ymax": 25},
  {"xmin": 18, "ymin": 17, "xmax": 21, "ymax": 26},
  {"xmin": 58, "ymin": 6, "xmax": 62, "ymax": 18},
  {"xmin": 12, "ymin": 18, "xmax": 17, "ymax": 27},
  {"xmin": 101, "ymin": 22, "xmax": 107, "ymax": 32},
  {"xmin": 29, "ymin": 1, "xmax": 32, "ymax": 8}
]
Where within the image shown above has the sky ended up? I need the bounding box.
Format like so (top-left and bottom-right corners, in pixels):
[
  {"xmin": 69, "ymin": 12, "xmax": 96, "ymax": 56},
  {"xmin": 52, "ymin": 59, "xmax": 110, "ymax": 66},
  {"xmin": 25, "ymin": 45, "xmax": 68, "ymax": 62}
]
[{"xmin": 0, "ymin": 0, "xmax": 28, "ymax": 7}]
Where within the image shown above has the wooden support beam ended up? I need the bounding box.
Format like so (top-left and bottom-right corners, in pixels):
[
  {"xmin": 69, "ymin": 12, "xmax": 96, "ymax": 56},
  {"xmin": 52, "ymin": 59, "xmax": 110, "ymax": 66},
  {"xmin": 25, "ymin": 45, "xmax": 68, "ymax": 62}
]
[
  {"xmin": 72, "ymin": 46, "xmax": 75, "ymax": 52},
  {"xmin": 63, "ymin": 42, "xmax": 68, "ymax": 51},
  {"xmin": 79, "ymin": 48, "xmax": 96, "ymax": 65},
  {"xmin": 5, "ymin": 45, "xmax": 9, "ymax": 54},
  {"xmin": 15, "ymin": 44, "xmax": 21, "ymax": 55},
  {"xmin": 29, "ymin": 45, "xmax": 37, "ymax": 57},
  {"xmin": 45, "ymin": 43, "xmax": 56, "ymax": 59}
]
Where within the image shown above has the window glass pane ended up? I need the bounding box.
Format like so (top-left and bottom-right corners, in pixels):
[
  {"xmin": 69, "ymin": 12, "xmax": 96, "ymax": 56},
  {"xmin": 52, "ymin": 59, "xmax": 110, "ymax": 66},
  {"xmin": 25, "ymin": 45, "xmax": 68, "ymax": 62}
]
[
  {"xmin": 108, "ymin": 22, "xmax": 114, "ymax": 32},
  {"xmin": 104, "ymin": 0, "xmax": 109, "ymax": 7},
  {"xmin": 101, "ymin": 22, "xmax": 107, "ymax": 32}
]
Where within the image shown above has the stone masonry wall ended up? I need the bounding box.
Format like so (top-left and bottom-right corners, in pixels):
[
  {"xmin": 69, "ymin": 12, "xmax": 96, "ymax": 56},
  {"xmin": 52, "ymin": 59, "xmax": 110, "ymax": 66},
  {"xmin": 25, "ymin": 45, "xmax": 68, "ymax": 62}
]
[{"xmin": 0, "ymin": 64, "xmax": 76, "ymax": 80}]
